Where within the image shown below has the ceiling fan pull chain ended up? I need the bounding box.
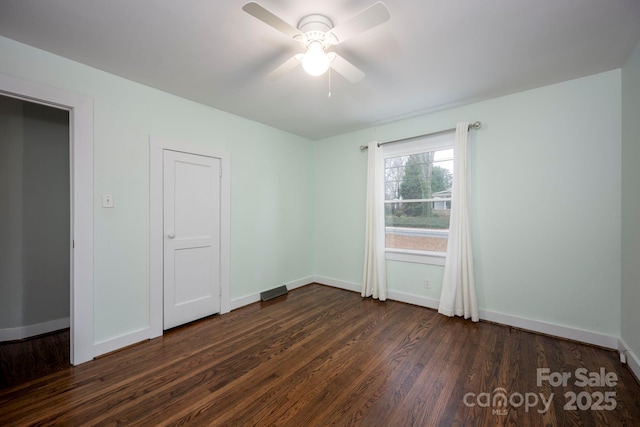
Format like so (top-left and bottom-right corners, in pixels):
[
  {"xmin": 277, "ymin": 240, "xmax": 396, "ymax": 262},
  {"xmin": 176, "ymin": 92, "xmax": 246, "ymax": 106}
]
[{"xmin": 328, "ymin": 67, "xmax": 332, "ymax": 98}]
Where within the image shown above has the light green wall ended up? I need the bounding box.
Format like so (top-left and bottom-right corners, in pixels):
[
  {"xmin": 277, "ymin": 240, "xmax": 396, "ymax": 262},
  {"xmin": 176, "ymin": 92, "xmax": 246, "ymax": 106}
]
[
  {"xmin": 0, "ymin": 36, "xmax": 313, "ymax": 343},
  {"xmin": 314, "ymin": 71, "xmax": 622, "ymax": 336},
  {"xmin": 621, "ymin": 40, "xmax": 640, "ymax": 357},
  {"xmin": 0, "ymin": 33, "xmax": 629, "ymax": 347}
]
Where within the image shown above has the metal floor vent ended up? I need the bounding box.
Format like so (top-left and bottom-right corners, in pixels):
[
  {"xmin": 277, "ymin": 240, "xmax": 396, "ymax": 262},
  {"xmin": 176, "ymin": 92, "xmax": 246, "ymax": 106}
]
[{"xmin": 260, "ymin": 285, "xmax": 288, "ymax": 301}]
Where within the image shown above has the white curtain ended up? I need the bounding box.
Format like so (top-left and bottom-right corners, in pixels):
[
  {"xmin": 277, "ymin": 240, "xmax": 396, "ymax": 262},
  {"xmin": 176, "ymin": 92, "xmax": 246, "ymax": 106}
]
[
  {"xmin": 362, "ymin": 140, "xmax": 387, "ymax": 301},
  {"xmin": 438, "ymin": 122, "xmax": 479, "ymax": 321}
]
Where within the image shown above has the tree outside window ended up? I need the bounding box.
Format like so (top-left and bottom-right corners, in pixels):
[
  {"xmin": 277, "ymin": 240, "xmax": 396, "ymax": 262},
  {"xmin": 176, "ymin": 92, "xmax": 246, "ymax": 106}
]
[{"xmin": 384, "ymin": 148, "xmax": 453, "ymax": 253}]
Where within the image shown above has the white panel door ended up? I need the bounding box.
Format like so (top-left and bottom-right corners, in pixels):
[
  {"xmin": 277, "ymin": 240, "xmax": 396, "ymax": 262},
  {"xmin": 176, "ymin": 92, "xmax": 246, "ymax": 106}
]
[{"xmin": 163, "ymin": 150, "xmax": 221, "ymax": 329}]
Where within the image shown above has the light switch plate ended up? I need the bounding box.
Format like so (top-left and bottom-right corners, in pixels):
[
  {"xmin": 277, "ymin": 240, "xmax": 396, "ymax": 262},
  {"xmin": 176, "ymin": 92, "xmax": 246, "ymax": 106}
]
[{"xmin": 102, "ymin": 193, "xmax": 114, "ymax": 208}]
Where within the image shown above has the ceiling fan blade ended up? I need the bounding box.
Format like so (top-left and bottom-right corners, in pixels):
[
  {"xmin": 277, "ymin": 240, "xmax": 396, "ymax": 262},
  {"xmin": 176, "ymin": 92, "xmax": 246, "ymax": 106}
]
[
  {"xmin": 328, "ymin": 1, "xmax": 390, "ymax": 44},
  {"xmin": 329, "ymin": 53, "xmax": 365, "ymax": 83},
  {"xmin": 266, "ymin": 55, "xmax": 303, "ymax": 80},
  {"xmin": 242, "ymin": 2, "xmax": 301, "ymax": 39}
]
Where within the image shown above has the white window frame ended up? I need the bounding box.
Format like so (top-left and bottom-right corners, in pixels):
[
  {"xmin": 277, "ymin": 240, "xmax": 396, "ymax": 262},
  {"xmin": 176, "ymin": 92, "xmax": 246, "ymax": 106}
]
[{"xmin": 383, "ymin": 132, "xmax": 454, "ymax": 266}]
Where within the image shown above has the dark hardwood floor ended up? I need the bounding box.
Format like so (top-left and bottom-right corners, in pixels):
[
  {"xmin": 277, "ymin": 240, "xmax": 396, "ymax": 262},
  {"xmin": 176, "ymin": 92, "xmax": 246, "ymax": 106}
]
[
  {"xmin": 1, "ymin": 284, "xmax": 638, "ymax": 426},
  {"xmin": 0, "ymin": 328, "xmax": 70, "ymax": 389}
]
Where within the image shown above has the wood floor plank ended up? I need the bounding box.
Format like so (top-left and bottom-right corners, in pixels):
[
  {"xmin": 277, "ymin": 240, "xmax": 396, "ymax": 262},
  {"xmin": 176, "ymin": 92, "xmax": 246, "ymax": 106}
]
[
  {"xmin": 1, "ymin": 284, "xmax": 638, "ymax": 426},
  {"xmin": 0, "ymin": 329, "xmax": 70, "ymax": 389},
  {"xmin": 145, "ymin": 292, "xmax": 376, "ymax": 426},
  {"xmin": 42, "ymin": 286, "xmax": 353, "ymax": 426},
  {"xmin": 283, "ymin": 302, "xmax": 437, "ymax": 427},
  {"xmin": 372, "ymin": 317, "xmax": 468, "ymax": 427}
]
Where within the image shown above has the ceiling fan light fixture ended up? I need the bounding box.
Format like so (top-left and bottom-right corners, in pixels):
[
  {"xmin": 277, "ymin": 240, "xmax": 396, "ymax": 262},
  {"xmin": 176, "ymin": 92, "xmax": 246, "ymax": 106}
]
[
  {"xmin": 302, "ymin": 41, "xmax": 330, "ymax": 76},
  {"xmin": 243, "ymin": 2, "xmax": 391, "ymax": 82}
]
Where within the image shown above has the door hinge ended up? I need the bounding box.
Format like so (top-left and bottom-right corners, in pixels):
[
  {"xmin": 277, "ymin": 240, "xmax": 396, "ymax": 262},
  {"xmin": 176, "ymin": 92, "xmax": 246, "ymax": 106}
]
[{"xmin": 72, "ymin": 240, "xmax": 75, "ymax": 248}]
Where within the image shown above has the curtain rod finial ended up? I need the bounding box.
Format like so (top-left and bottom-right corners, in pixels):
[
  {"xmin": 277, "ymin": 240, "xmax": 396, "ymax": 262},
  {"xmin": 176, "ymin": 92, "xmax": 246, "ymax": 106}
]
[{"xmin": 470, "ymin": 121, "xmax": 481, "ymax": 129}]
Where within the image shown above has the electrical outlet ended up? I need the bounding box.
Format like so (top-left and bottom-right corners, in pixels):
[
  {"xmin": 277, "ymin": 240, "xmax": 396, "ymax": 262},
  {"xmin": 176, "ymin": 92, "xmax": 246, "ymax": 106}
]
[{"xmin": 423, "ymin": 280, "xmax": 431, "ymax": 289}]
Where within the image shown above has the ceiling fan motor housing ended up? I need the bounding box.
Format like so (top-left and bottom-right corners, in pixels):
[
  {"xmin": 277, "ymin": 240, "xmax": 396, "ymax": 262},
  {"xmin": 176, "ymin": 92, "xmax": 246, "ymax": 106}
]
[{"xmin": 296, "ymin": 14, "xmax": 337, "ymax": 47}]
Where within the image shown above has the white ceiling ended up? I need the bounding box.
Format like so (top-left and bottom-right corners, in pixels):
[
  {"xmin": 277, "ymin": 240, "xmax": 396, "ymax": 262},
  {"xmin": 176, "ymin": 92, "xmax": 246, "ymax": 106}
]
[{"xmin": 0, "ymin": 0, "xmax": 639, "ymax": 140}]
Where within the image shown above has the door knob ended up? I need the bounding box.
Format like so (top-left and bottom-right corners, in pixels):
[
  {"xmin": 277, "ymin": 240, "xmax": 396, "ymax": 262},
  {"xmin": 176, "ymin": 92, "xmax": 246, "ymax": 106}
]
[{"xmin": 167, "ymin": 233, "xmax": 175, "ymax": 239}]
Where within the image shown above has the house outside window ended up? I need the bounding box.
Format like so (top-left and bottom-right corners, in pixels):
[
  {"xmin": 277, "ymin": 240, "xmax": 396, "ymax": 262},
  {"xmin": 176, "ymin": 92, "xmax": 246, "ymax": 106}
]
[{"xmin": 383, "ymin": 132, "xmax": 454, "ymax": 265}]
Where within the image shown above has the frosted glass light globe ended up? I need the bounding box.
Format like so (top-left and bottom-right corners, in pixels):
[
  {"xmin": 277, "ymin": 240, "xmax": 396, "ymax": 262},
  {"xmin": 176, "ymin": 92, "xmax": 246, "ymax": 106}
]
[{"xmin": 302, "ymin": 41, "xmax": 330, "ymax": 76}]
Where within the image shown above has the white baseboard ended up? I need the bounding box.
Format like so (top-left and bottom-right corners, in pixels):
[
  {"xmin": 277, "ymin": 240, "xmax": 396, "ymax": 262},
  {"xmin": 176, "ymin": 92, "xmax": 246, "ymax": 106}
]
[
  {"xmin": 479, "ymin": 308, "xmax": 619, "ymax": 349},
  {"xmin": 94, "ymin": 276, "xmax": 316, "ymax": 357},
  {"xmin": 93, "ymin": 327, "xmax": 150, "ymax": 358},
  {"xmin": 0, "ymin": 317, "xmax": 70, "ymax": 342},
  {"xmin": 286, "ymin": 276, "xmax": 313, "ymax": 291},
  {"xmin": 386, "ymin": 290, "xmax": 440, "ymax": 310},
  {"xmin": 230, "ymin": 293, "xmax": 261, "ymax": 311},
  {"xmin": 313, "ymin": 276, "xmax": 362, "ymax": 293},
  {"xmin": 619, "ymin": 337, "xmax": 640, "ymax": 380},
  {"xmin": 230, "ymin": 276, "xmax": 314, "ymax": 311},
  {"xmin": 314, "ymin": 276, "xmax": 619, "ymax": 350}
]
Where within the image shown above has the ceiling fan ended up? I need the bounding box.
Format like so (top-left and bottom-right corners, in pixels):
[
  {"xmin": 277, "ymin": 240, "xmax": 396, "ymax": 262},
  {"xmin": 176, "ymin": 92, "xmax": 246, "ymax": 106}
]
[{"xmin": 242, "ymin": 1, "xmax": 391, "ymax": 83}]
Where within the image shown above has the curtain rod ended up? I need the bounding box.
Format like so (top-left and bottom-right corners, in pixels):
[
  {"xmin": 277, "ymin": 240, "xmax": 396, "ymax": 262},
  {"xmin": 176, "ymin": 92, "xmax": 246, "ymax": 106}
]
[{"xmin": 359, "ymin": 121, "xmax": 481, "ymax": 151}]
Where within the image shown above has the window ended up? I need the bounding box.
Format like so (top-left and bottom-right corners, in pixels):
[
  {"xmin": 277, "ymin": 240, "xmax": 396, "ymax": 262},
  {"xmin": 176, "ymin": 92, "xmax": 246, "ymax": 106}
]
[{"xmin": 383, "ymin": 132, "xmax": 454, "ymax": 264}]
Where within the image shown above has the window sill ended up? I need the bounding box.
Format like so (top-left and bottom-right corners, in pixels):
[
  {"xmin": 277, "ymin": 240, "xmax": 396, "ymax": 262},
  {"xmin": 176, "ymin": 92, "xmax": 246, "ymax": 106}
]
[{"xmin": 385, "ymin": 249, "xmax": 446, "ymax": 266}]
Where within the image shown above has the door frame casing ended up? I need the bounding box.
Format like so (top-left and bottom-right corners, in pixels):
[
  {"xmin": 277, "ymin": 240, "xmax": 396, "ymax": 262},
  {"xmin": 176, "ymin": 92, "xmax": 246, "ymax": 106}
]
[
  {"xmin": 0, "ymin": 72, "xmax": 94, "ymax": 365},
  {"xmin": 149, "ymin": 136, "xmax": 230, "ymax": 338}
]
